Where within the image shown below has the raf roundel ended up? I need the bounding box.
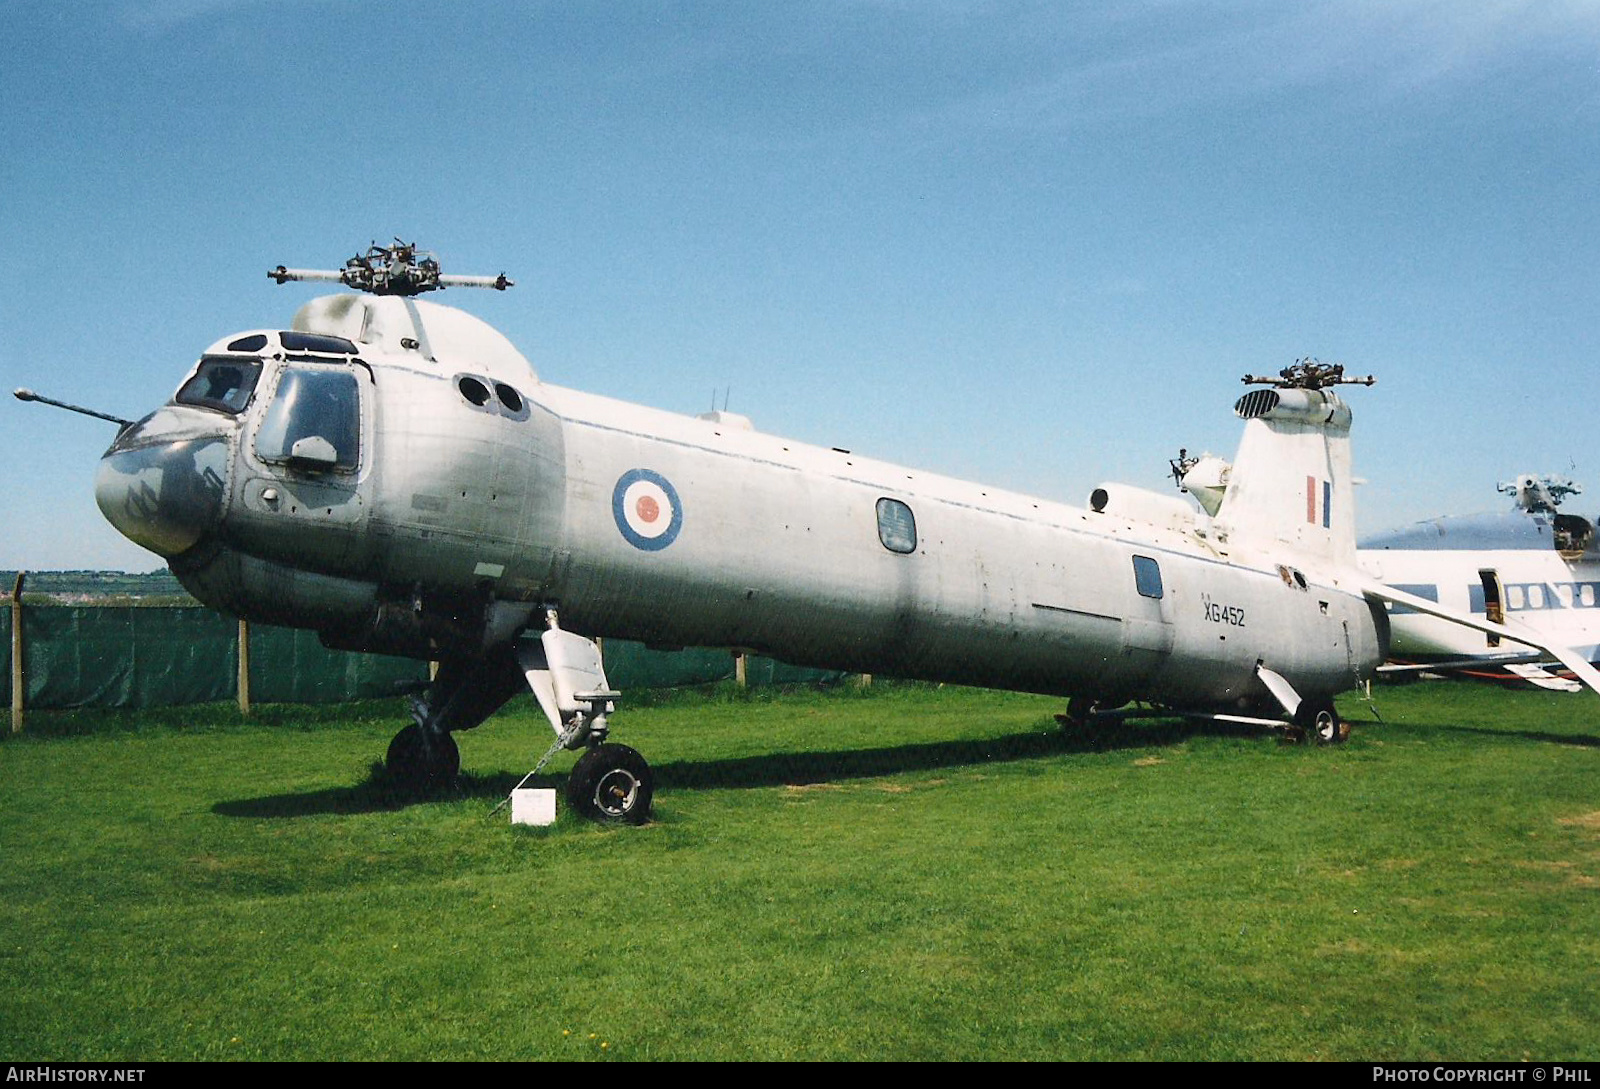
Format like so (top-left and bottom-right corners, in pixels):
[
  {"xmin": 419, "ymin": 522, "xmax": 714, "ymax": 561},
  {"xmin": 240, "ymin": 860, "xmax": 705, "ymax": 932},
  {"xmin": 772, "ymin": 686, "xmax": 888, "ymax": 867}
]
[{"xmin": 613, "ymin": 469, "xmax": 683, "ymax": 551}]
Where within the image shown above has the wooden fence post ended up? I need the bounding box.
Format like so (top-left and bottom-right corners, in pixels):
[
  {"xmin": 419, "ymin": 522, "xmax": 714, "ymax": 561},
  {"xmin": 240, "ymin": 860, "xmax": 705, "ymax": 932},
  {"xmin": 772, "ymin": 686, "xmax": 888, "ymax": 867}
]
[
  {"xmin": 10, "ymin": 572, "xmax": 23, "ymax": 734},
  {"xmin": 237, "ymin": 618, "xmax": 251, "ymax": 716},
  {"xmin": 735, "ymin": 651, "xmax": 747, "ymax": 688}
]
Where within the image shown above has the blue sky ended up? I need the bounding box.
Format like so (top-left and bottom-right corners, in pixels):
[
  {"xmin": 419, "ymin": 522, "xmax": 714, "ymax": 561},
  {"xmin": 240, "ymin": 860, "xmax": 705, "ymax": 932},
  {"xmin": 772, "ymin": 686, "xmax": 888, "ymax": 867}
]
[{"xmin": 3, "ymin": 1, "xmax": 1598, "ymax": 570}]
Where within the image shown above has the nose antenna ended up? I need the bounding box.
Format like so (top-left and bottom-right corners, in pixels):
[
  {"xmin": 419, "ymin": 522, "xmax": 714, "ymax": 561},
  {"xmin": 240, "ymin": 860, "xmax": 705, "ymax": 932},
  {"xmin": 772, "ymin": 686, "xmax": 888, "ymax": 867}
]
[
  {"xmin": 13, "ymin": 388, "xmax": 132, "ymax": 429},
  {"xmin": 267, "ymin": 239, "xmax": 514, "ymax": 296}
]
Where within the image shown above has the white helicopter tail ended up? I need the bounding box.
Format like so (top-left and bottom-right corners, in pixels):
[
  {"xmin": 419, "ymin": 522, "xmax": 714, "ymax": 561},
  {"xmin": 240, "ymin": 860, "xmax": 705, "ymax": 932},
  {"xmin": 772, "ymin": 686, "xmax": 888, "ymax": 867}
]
[{"xmin": 1210, "ymin": 367, "xmax": 1368, "ymax": 568}]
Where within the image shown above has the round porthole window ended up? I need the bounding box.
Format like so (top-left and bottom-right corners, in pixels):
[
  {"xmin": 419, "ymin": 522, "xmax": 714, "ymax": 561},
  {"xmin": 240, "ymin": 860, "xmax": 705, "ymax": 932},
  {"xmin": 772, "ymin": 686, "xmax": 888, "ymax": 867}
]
[
  {"xmin": 458, "ymin": 376, "xmax": 491, "ymax": 406},
  {"xmin": 495, "ymin": 383, "xmax": 523, "ymax": 413}
]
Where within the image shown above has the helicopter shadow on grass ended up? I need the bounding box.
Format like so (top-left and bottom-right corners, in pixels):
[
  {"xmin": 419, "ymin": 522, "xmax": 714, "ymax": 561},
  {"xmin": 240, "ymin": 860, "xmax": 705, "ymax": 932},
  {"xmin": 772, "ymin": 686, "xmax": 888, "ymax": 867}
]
[
  {"xmin": 1431, "ymin": 724, "xmax": 1600, "ymax": 749},
  {"xmin": 211, "ymin": 715, "xmax": 1269, "ymax": 818},
  {"xmin": 209, "ymin": 760, "xmax": 582, "ymax": 818},
  {"xmin": 650, "ymin": 716, "xmax": 1241, "ymax": 793},
  {"xmin": 211, "ymin": 762, "xmax": 458, "ymax": 818}
]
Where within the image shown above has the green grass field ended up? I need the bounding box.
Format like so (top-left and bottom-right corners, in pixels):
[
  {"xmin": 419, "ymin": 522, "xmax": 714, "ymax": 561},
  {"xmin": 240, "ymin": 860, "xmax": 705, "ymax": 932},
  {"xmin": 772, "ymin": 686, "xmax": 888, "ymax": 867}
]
[{"xmin": 2, "ymin": 681, "xmax": 1597, "ymax": 1061}]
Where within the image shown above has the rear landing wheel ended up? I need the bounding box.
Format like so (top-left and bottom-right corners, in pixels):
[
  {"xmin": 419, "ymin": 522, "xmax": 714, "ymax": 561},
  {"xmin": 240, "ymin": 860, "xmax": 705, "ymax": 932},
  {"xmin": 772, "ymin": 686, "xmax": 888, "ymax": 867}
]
[
  {"xmin": 568, "ymin": 743, "xmax": 654, "ymax": 824},
  {"xmin": 1296, "ymin": 700, "xmax": 1349, "ymax": 746},
  {"xmin": 386, "ymin": 724, "xmax": 460, "ymax": 794}
]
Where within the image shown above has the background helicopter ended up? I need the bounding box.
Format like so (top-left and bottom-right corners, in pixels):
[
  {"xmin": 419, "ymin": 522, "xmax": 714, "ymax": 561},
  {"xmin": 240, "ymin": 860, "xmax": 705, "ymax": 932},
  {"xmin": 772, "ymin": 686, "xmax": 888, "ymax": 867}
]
[{"xmin": 1360, "ymin": 473, "xmax": 1600, "ymax": 691}]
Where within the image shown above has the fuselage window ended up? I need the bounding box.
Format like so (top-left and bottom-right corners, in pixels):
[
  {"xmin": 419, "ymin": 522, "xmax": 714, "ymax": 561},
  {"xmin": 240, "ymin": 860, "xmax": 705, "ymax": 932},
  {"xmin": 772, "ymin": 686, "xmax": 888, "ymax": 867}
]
[
  {"xmin": 255, "ymin": 366, "xmax": 360, "ymax": 470},
  {"xmin": 175, "ymin": 356, "xmax": 262, "ymax": 415},
  {"xmin": 226, "ymin": 334, "xmax": 269, "ymax": 353},
  {"xmin": 1132, "ymin": 555, "xmax": 1164, "ymax": 599},
  {"xmin": 876, "ymin": 498, "xmax": 917, "ymax": 554}
]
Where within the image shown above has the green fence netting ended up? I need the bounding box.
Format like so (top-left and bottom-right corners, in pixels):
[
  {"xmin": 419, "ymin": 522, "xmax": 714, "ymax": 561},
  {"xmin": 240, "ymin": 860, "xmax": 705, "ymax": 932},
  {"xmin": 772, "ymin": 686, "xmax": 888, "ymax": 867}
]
[
  {"xmin": 600, "ymin": 641, "xmax": 739, "ymax": 689},
  {"xmin": 23, "ymin": 606, "xmax": 238, "ymax": 709},
  {"xmin": 247, "ymin": 625, "xmax": 429, "ymax": 704},
  {"xmin": 3, "ymin": 605, "xmax": 846, "ymax": 711}
]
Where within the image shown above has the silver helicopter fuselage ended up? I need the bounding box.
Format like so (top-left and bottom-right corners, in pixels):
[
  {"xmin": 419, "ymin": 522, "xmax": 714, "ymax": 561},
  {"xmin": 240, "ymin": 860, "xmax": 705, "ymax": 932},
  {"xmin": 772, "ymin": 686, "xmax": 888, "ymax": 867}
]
[{"xmin": 95, "ymin": 293, "xmax": 1386, "ymax": 718}]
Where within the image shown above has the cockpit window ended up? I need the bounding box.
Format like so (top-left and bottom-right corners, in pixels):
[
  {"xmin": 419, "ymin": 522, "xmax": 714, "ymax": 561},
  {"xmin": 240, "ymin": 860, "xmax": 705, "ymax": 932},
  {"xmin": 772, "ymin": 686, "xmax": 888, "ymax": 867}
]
[
  {"xmin": 255, "ymin": 366, "xmax": 360, "ymax": 470},
  {"xmin": 175, "ymin": 356, "xmax": 262, "ymax": 415},
  {"xmin": 280, "ymin": 331, "xmax": 358, "ymax": 354}
]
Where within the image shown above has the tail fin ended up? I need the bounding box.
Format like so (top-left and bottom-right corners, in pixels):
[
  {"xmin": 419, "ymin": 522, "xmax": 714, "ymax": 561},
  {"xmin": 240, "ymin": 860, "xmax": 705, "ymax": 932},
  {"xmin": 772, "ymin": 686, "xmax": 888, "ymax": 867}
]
[{"xmin": 1211, "ymin": 385, "xmax": 1356, "ymax": 567}]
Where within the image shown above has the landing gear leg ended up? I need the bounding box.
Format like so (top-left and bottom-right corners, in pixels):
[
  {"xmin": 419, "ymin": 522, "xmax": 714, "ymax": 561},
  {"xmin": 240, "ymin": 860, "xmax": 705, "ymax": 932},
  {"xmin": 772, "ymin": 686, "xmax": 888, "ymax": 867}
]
[
  {"xmin": 517, "ymin": 614, "xmax": 654, "ymax": 824},
  {"xmin": 385, "ymin": 647, "xmax": 526, "ymax": 794},
  {"xmin": 1257, "ymin": 663, "xmax": 1349, "ymax": 746}
]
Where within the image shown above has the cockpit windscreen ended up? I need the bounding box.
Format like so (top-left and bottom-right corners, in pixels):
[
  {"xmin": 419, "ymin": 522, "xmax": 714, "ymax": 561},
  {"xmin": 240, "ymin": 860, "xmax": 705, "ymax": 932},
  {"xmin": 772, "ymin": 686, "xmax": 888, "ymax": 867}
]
[{"xmin": 175, "ymin": 356, "xmax": 263, "ymax": 415}]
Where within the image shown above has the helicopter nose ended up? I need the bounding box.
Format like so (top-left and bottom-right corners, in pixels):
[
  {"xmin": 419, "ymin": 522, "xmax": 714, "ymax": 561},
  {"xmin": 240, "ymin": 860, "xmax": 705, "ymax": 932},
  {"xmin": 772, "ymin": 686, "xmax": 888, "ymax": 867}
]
[{"xmin": 95, "ymin": 422, "xmax": 231, "ymax": 558}]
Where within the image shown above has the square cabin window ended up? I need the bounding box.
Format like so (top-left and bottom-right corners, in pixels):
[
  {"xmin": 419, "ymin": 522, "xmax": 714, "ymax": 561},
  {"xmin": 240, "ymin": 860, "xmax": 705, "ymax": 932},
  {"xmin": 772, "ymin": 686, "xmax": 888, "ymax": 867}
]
[
  {"xmin": 1132, "ymin": 555, "xmax": 1164, "ymax": 599},
  {"xmin": 876, "ymin": 498, "xmax": 917, "ymax": 554}
]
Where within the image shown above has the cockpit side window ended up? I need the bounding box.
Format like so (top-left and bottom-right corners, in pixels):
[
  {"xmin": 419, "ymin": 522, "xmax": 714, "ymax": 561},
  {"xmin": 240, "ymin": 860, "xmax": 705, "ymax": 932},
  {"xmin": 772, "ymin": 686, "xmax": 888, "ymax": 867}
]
[
  {"xmin": 175, "ymin": 356, "xmax": 263, "ymax": 415},
  {"xmin": 254, "ymin": 366, "xmax": 361, "ymax": 470}
]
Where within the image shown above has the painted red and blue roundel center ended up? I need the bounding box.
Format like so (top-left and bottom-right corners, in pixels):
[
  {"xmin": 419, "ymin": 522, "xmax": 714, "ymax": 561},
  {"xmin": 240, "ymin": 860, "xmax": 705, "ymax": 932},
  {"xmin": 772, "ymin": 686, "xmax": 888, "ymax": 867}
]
[{"xmin": 612, "ymin": 469, "xmax": 683, "ymax": 551}]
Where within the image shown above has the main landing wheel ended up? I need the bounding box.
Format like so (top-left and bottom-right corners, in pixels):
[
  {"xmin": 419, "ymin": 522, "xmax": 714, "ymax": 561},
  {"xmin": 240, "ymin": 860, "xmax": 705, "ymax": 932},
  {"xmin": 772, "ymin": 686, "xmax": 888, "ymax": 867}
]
[
  {"xmin": 1064, "ymin": 696, "xmax": 1098, "ymax": 727},
  {"xmin": 567, "ymin": 743, "xmax": 654, "ymax": 825},
  {"xmin": 386, "ymin": 724, "xmax": 461, "ymax": 794},
  {"xmin": 1057, "ymin": 696, "xmax": 1124, "ymax": 746}
]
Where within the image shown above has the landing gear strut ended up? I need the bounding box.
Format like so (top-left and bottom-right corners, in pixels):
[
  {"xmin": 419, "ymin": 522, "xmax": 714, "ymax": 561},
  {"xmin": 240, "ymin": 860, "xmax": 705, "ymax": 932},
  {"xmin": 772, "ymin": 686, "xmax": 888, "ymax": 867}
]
[
  {"xmin": 384, "ymin": 646, "xmax": 529, "ymax": 794},
  {"xmin": 380, "ymin": 614, "xmax": 658, "ymax": 821},
  {"xmin": 519, "ymin": 615, "xmax": 654, "ymax": 824}
]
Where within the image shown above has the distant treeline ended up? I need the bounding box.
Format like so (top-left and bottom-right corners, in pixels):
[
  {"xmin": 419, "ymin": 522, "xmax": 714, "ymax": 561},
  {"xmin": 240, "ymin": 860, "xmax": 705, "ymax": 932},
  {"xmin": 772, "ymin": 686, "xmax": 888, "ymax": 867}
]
[{"xmin": 4, "ymin": 569, "xmax": 197, "ymax": 604}]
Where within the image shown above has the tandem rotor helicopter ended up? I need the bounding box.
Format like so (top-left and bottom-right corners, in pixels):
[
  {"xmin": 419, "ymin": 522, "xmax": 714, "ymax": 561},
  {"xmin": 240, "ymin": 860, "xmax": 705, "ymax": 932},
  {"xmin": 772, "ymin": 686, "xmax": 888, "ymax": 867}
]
[
  {"xmin": 18, "ymin": 241, "xmax": 1600, "ymax": 823},
  {"xmin": 1359, "ymin": 473, "xmax": 1600, "ymax": 691}
]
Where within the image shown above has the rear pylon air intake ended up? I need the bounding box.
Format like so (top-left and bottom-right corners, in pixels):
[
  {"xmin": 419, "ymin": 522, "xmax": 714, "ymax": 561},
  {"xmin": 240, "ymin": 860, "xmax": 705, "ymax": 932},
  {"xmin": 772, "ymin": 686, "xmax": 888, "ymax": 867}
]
[{"xmin": 1234, "ymin": 389, "xmax": 1281, "ymax": 419}]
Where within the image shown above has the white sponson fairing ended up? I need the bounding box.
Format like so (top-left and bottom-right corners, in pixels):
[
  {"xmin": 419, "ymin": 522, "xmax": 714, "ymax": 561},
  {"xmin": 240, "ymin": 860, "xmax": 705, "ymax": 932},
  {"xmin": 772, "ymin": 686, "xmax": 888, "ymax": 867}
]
[{"xmin": 114, "ymin": 294, "xmax": 1385, "ymax": 716}]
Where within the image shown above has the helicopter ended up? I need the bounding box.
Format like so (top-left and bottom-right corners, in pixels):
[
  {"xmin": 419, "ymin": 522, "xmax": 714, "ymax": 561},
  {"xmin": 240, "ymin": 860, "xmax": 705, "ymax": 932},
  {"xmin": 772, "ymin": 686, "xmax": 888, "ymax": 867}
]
[
  {"xmin": 1360, "ymin": 473, "xmax": 1600, "ymax": 691},
  {"xmin": 24, "ymin": 243, "xmax": 1600, "ymax": 823}
]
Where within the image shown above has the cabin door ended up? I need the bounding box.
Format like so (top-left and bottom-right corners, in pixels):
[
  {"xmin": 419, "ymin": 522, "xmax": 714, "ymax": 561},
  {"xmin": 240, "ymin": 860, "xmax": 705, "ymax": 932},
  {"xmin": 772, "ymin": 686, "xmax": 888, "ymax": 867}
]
[
  {"xmin": 243, "ymin": 360, "xmax": 372, "ymax": 566},
  {"xmin": 1122, "ymin": 554, "xmax": 1176, "ymax": 675},
  {"xmin": 1478, "ymin": 568, "xmax": 1504, "ymax": 648}
]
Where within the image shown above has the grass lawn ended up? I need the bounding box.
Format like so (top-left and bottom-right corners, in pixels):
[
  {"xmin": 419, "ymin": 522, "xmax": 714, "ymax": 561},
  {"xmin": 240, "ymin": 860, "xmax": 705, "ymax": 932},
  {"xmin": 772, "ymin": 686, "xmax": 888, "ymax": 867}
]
[{"xmin": 1, "ymin": 680, "xmax": 1597, "ymax": 1060}]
